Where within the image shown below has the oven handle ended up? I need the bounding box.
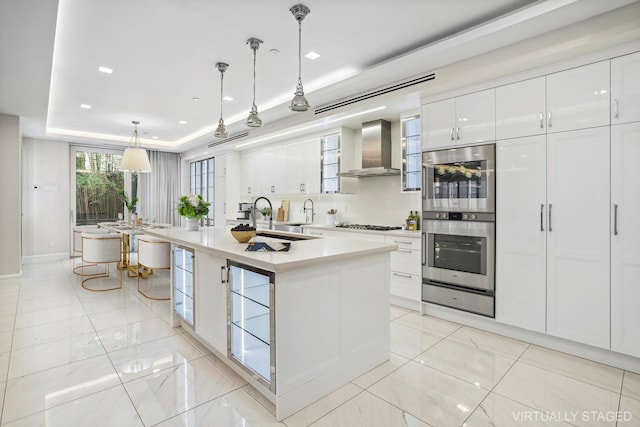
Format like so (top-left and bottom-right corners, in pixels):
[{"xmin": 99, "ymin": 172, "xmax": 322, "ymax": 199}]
[
  {"xmin": 421, "ymin": 232, "xmax": 427, "ymax": 266},
  {"xmin": 540, "ymin": 204, "xmax": 544, "ymax": 232},
  {"xmin": 422, "ymin": 166, "xmax": 427, "ymax": 200}
]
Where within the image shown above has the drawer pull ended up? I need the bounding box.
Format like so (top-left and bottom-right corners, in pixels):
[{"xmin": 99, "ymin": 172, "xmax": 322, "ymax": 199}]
[
  {"xmin": 392, "ymin": 272, "xmax": 412, "ymax": 279},
  {"xmin": 393, "ymin": 240, "xmax": 412, "ymax": 245},
  {"xmin": 396, "ymin": 249, "xmax": 413, "ymax": 254}
]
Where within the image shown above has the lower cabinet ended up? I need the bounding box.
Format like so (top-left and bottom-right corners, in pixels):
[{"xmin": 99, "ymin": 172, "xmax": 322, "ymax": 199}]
[
  {"xmin": 227, "ymin": 260, "xmax": 276, "ymax": 392},
  {"xmin": 173, "ymin": 245, "xmax": 195, "ymax": 328},
  {"xmin": 195, "ymin": 251, "xmax": 227, "ymax": 355},
  {"xmin": 386, "ymin": 236, "xmax": 421, "ymax": 304}
]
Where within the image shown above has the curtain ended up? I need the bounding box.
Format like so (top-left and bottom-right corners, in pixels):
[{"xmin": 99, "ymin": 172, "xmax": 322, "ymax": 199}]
[{"xmin": 138, "ymin": 151, "xmax": 181, "ymax": 225}]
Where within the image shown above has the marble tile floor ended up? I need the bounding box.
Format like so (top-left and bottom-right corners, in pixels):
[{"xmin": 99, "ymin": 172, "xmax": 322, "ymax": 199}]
[{"xmin": 0, "ymin": 260, "xmax": 638, "ymax": 426}]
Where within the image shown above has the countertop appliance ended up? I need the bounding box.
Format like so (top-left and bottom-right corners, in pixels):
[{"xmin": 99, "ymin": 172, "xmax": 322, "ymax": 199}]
[
  {"xmin": 237, "ymin": 203, "xmax": 253, "ymax": 220},
  {"xmin": 422, "ymin": 143, "xmax": 495, "ymax": 213},
  {"xmin": 335, "ymin": 224, "xmax": 402, "ymax": 231}
]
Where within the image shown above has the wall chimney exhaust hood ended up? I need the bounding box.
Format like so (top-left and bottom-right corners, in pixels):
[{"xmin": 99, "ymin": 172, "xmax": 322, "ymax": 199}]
[{"xmin": 338, "ymin": 119, "xmax": 400, "ymax": 177}]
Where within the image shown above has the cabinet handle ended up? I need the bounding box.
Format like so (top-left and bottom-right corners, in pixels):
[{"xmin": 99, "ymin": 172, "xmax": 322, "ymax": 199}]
[
  {"xmin": 539, "ymin": 112, "xmax": 544, "ymax": 129},
  {"xmin": 450, "ymin": 127, "xmax": 455, "ymax": 141},
  {"xmin": 393, "ymin": 240, "xmax": 412, "ymax": 245},
  {"xmin": 397, "ymin": 249, "xmax": 413, "ymax": 254},
  {"xmin": 540, "ymin": 204, "xmax": 544, "ymax": 232},
  {"xmin": 248, "ymin": 186, "xmax": 252, "ymax": 194},
  {"xmin": 456, "ymin": 127, "xmax": 461, "ymax": 140},
  {"xmin": 422, "ymin": 166, "xmax": 427, "ymax": 200},
  {"xmin": 547, "ymin": 111, "xmax": 552, "ymax": 128},
  {"xmin": 271, "ymin": 185, "xmax": 275, "ymax": 193},
  {"xmin": 614, "ymin": 204, "xmax": 618, "ymax": 235},
  {"xmin": 613, "ymin": 99, "xmax": 619, "ymax": 118},
  {"xmin": 223, "ymin": 203, "xmax": 226, "ymax": 214},
  {"xmin": 421, "ymin": 232, "xmax": 427, "ymax": 266},
  {"xmin": 310, "ymin": 231, "xmax": 323, "ymax": 236},
  {"xmin": 548, "ymin": 203, "xmax": 553, "ymax": 232},
  {"xmin": 392, "ymin": 272, "xmax": 412, "ymax": 279},
  {"xmin": 220, "ymin": 266, "xmax": 227, "ymax": 284}
]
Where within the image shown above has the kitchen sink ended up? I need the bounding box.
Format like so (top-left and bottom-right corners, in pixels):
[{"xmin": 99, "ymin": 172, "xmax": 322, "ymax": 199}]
[{"xmin": 273, "ymin": 223, "xmax": 305, "ymax": 233}]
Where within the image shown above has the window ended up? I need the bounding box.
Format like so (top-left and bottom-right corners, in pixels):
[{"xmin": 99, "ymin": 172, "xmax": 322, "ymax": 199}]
[
  {"xmin": 321, "ymin": 134, "xmax": 340, "ymax": 193},
  {"xmin": 75, "ymin": 150, "xmax": 125, "ymax": 225},
  {"xmin": 189, "ymin": 157, "xmax": 214, "ymax": 220},
  {"xmin": 402, "ymin": 116, "xmax": 421, "ymax": 191}
]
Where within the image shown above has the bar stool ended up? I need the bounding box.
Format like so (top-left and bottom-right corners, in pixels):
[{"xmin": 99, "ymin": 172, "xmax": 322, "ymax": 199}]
[
  {"xmin": 137, "ymin": 235, "xmax": 171, "ymax": 300},
  {"xmin": 81, "ymin": 232, "xmax": 123, "ymax": 292},
  {"xmin": 72, "ymin": 226, "xmax": 109, "ymax": 275}
]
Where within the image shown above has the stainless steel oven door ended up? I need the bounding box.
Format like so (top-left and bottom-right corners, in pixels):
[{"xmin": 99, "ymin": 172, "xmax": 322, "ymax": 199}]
[
  {"xmin": 422, "ymin": 143, "xmax": 495, "ymax": 213},
  {"xmin": 422, "ymin": 219, "xmax": 495, "ymax": 292}
]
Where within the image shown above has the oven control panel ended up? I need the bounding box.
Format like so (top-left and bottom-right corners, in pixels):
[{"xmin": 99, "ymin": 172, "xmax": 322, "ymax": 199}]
[{"xmin": 425, "ymin": 211, "xmax": 495, "ymax": 222}]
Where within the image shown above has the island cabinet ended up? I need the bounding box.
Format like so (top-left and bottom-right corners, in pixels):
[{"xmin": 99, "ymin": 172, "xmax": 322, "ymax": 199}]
[
  {"xmin": 194, "ymin": 250, "xmax": 228, "ymax": 355},
  {"xmin": 148, "ymin": 227, "xmax": 395, "ymax": 421}
]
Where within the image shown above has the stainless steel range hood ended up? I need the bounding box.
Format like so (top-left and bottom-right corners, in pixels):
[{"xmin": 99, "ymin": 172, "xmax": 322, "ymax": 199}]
[{"xmin": 338, "ymin": 119, "xmax": 400, "ymax": 178}]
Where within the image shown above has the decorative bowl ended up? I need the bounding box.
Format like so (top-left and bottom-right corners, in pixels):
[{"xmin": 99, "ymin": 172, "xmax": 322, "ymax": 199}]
[{"xmin": 230, "ymin": 230, "xmax": 256, "ymax": 243}]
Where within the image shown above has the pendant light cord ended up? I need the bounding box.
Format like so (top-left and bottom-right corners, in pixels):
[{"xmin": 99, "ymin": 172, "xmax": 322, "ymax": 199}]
[
  {"xmin": 252, "ymin": 47, "xmax": 257, "ymax": 106},
  {"xmin": 298, "ymin": 20, "xmax": 302, "ymax": 84},
  {"xmin": 219, "ymin": 70, "xmax": 224, "ymax": 121}
]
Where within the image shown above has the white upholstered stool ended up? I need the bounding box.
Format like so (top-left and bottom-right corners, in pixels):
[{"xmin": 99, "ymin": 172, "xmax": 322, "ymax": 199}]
[
  {"xmin": 137, "ymin": 235, "xmax": 171, "ymax": 300},
  {"xmin": 72, "ymin": 226, "xmax": 109, "ymax": 275},
  {"xmin": 81, "ymin": 232, "xmax": 123, "ymax": 292}
]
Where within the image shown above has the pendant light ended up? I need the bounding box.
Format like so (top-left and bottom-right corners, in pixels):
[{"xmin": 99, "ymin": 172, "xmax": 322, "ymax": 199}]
[
  {"xmin": 119, "ymin": 121, "xmax": 151, "ymax": 173},
  {"xmin": 214, "ymin": 62, "xmax": 229, "ymax": 138},
  {"xmin": 289, "ymin": 3, "xmax": 310, "ymax": 112},
  {"xmin": 245, "ymin": 37, "xmax": 264, "ymax": 127}
]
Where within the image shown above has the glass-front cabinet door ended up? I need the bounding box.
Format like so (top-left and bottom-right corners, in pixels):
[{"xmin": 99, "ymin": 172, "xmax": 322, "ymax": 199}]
[
  {"xmin": 401, "ymin": 115, "xmax": 421, "ymax": 192},
  {"xmin": 227, "ymin": 260, "xmax": 275, "ymax": 392},
  {"xmin": 173, "ymin": 245, "xmax": 195, "ymax": 327}
]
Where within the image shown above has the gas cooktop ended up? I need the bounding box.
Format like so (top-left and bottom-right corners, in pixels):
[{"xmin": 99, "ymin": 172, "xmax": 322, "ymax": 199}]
[{"xmin": 335, "ymin": 224, "xmax": 402, "ymax": 231}]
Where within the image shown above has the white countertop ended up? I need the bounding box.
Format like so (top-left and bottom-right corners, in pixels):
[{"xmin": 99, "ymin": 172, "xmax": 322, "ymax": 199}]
[
  {"xmin": 301, "ymin": 224, "xmax": 422, "ymax": 239},
  {"xmin": 144, "ymin": 227, "xmax": 398, "ymax": 272}
]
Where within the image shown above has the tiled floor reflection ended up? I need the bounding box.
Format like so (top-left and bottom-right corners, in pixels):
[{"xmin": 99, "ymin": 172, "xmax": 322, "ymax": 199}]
[{"xmin": 0, "ymin": 260, "xmax": 638, "ymax": 426}]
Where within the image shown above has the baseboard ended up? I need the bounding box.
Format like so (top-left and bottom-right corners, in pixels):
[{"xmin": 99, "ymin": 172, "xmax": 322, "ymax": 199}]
[
  {"xmin": 422, "ymin": 302, "xmax": 640, "ymax": 374},
  {"xmin": 22, "ymin": 253, "xmax": 69, "ymax": 264},
  {"xmin": 390, "ymin": 295, "xmax": 420, "ymax": 312}
]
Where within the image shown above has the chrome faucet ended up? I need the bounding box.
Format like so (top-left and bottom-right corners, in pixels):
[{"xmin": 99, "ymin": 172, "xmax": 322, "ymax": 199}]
[
  {"xmin": 253, "ymin": 196, "xmax": 273, "ymax": 230},
  {"xmin": 303, "ymin": 198, "xmax": 315, "ymax": 223}
]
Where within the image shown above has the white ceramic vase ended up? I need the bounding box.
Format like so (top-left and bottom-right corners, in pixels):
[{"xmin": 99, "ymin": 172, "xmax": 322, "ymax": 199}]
[{"xmin": 185, "ymin": 217, "xmax": 199, "ymax": 231}]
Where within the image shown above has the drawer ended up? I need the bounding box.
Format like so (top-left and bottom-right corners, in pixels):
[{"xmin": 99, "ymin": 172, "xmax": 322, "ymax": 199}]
[
  {"xmin": 422, "ymin": 283, "xmax": 494, "ymax": 317},
  {"xmin": 390, "ymin": 272, "xmax": 421, "ymax": 301},
  {"xmin": 333, "ymin": 230, "xmax": 385, "ymax": 242},
  {"xmin": 390, "ymin": 248, "xmax": 421, "ymax": 276},
  {"xmin": 385, "ymin": 235, "xmax": 422, "ymax": 250}
]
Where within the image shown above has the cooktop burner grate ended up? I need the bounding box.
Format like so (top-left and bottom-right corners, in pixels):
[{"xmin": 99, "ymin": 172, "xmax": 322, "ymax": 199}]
[{"xmin": 335, "ymin": 224, "xmax": 402, "ymax": 231}]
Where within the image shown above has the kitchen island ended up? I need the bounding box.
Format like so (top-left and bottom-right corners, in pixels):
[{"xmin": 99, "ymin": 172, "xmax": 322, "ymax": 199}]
[{"xmin": 144, "ymin": 227, "xmax": 397, "ymax": 420}]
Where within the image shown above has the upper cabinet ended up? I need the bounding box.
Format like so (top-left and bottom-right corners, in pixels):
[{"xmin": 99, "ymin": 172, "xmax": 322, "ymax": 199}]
[
  {"xmin": 401, "ymin": 115, "xmax": 421, "ymax": 192},
  {"xmin": 421, "ymin": 89, "xmax": 495, "ymax": 150},
  {"xmin": 611, "ymin": 51, "xmax": 640, "ymax": 125},
  {"xmin": 546, "ymin": 60, "xmax": 610, "ymax": 133},
  {"xmin": 496, "ymin": 77, "xmax": 546, "ymax": 140}
]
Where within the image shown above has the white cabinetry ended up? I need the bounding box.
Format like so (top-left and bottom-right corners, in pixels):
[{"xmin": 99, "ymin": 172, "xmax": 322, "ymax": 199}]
[
  {"xmin": 611, "ymin": 51, "xmax": 640, "ymax": 125},
  {"xmin": 215, "ymin": 154, "xmax": 226, "ymax": 177},
  {"xmin": 546, "ymin": 61, "xmax": 610, "ymax": 133},
  {"xmin": 546, "ymin": 127, "xmax": 610, "ymax": 349},
  {"xmin": 195, "ymin": 251, "xmax": 227, "ymax": 355},
  {"xmin": 495, "ymin": 136, "xmax": 547, "ymax": 333},
  {"xmin": 240, "ymin": 151, "xmax": 261, "ymax": 196},
  {"xmin": 386, "ymin": 236, "xmax": 421, "ymax": 307},
  {"xmin": 496, "ymin": 77, "xmax": 546, "ymax": 140},
  {"xmin": 610, "ymin": 122, "xmax": 640, "ymax": 357},
  {"xmin": 421, "ymin": 89, "xmax": 495, "ymax": 149}
]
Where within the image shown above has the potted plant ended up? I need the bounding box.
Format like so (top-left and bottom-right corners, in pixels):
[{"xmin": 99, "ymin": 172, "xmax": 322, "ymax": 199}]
[
  {"xmin": 177, "ymin": 194, "xmax": 211, "ymax": 231},
  {"xmin": 118, "ymin": 190, "xmax": 138, "ymax": 223}
]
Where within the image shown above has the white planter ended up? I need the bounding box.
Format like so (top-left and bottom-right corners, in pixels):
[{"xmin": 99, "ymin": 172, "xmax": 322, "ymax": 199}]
[{"xmin": 185, "ymin": 217, "xmax": 199, "ymax": 231}]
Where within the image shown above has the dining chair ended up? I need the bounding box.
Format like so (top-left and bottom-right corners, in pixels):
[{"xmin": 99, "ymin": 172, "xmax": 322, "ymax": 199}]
[
  {"xmin": 72, "ymin": 225, "xmax": 109, "ymax": 275},
  {"xmin": 80, "ymin": 232, "xmax": 123, "ymax": 291},
  {"xmin": 137, "ymin": 235, "xmax": 171, "ymax": 300}
]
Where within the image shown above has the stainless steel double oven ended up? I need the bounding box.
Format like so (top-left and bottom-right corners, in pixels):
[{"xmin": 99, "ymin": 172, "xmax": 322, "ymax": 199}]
[{"xmin": 422, "ymin": 143, "xmax": 496, "ymax": 317}]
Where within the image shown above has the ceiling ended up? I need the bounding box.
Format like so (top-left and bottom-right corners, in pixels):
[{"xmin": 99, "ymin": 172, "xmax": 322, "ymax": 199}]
[{"xmin": 1, "ymin": 0, "xmax": 637, "ymax": 153}]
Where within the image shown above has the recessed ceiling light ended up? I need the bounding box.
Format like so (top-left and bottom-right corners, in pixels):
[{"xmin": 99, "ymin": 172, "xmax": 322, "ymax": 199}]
[
  {"xmin": 305, "ymin": 51, "xmax": 321, "ymax": 60},
  {"xmin": 151, "ymin": 136, "xmax": 159, "ymax": 140},
  {"xmin": 178, "ymin": 120, "xmax": 187, "ymax": 125},
  {"xmin": 98, "ymin": 66, "xmax": 113, "ymax": 74},
  {"xmin": 223, "ymin": 96, "xmax": 234, "ymax": 102},
  {"xmin": 192, "ymin": 97, "xmax": 200, "ymax": 101},
  {"xmin": 80, "ymin": 104, "xmax": 91, "ymax": 109}
]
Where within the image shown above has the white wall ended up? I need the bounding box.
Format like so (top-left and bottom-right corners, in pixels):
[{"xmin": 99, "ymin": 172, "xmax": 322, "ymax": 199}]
[
  {"xmin": 21, "ymin": 138, "xmax": 70, "ymax": 261},
  {"xmin": 0, "ymin": 114, "xmax": 22, "ymax": 276}
]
